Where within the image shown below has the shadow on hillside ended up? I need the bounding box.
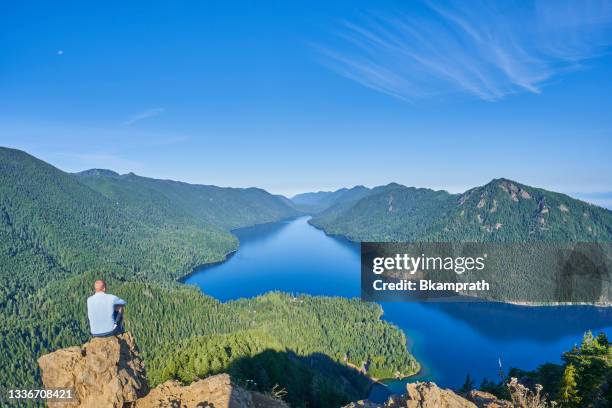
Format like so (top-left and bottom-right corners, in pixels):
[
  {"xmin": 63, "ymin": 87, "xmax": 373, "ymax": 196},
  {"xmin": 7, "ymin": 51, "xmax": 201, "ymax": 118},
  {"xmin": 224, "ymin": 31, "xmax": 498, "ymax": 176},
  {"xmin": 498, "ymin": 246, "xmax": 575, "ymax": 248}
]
[{"xmin": 225, "ymin": 349, "xmax": 375, "ymax": 408}]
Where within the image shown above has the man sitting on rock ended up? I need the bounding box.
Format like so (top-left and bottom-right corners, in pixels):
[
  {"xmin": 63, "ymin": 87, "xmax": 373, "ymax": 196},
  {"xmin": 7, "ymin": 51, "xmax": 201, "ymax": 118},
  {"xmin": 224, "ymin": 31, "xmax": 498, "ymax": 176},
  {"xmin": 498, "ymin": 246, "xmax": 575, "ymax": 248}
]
[{"xmin": 87, "ymin": 279, "xmax": 127, "ymax": 337}]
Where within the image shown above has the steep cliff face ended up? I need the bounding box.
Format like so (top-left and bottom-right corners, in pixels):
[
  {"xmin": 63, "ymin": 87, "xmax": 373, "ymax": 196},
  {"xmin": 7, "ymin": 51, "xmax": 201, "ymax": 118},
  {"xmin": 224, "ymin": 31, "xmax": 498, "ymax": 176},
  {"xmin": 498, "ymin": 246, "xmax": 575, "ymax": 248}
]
[
  {"xmin": 38, "ymin": 333, "xmax": 287, "ymax": 408},
  {"xmin": 344, "ymin": 382, "xmax": 511, "ymax": 408}
]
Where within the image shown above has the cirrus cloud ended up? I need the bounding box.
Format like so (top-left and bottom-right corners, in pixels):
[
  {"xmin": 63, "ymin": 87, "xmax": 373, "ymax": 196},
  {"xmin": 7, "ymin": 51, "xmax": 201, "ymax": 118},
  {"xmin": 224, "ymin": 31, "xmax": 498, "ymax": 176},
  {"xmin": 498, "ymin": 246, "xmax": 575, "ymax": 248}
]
[
  {"xmin": 124, "ymin": 107, "xmax": 165, "ymax": 126},
  {"xmin": 317, "ymin": 0, "xmax": 612, "ymax": 102}
]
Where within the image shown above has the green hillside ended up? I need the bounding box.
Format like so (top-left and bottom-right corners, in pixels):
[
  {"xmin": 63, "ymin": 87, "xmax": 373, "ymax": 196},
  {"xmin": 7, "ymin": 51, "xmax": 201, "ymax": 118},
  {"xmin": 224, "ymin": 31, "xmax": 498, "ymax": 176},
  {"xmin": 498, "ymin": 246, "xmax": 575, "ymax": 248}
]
[
  {"xmin": 310, "ymin": 179, "xmax": 612, "ymax": 242},
  {"xmin": 76, "ymin": 169, "xmax": 301, "ymax": 230},
  {"xmin": 310, "ymin": 184, "xmax": 450, "ymax": 241},
  {"xmin": 424, "ymin": 178, "xmax": 612, "ymax": 242},
  {"xmin": 310, "ymin": 179, "xmax": 612, "ymax": 304},
  {"xmin": 0, "ymin": 148, "xmax": 238, "ymax": 285},
  {"xmin": 0, "ymin": 147, "xmax": 416, "ymax": 407}
]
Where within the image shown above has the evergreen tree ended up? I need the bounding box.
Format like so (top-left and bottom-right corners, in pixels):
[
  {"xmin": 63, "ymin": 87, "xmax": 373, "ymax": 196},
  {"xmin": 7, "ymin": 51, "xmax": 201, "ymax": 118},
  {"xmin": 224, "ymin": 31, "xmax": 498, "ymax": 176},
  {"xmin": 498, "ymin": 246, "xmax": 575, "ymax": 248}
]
[
  {"xmin": 459, "ymin": 373, "xmax": 474, "ymax": 395},
  {"xmin": 595, "ymin": 332, "xmax": 609, "ymax": 348},
  {"xmin": 558, "ymin": 364, "xmax": 580, "ymax": 408}
]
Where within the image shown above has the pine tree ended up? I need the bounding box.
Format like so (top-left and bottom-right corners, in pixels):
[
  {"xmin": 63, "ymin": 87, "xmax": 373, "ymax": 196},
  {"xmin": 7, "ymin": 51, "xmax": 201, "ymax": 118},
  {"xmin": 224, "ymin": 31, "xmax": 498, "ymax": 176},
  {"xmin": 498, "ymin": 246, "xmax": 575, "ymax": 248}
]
[
  {"xmin": 595, "ymin": 332, "xmax": 609, "ymax": 348},
  {"xmin": 558, "ymin": 364, "xmax": 580, "ymax": 408},
  {"xmin": 459, "ymin": 373, "xmax": 474, "ymax": 395}
]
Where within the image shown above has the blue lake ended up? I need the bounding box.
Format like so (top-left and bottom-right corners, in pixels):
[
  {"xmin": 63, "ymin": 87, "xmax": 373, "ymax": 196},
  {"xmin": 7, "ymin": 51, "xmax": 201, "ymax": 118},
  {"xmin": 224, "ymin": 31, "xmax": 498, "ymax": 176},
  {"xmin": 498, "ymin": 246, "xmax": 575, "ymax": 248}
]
[{"xmin": 184, "ymin": 216, "xmax": 612, "ymax": 401}]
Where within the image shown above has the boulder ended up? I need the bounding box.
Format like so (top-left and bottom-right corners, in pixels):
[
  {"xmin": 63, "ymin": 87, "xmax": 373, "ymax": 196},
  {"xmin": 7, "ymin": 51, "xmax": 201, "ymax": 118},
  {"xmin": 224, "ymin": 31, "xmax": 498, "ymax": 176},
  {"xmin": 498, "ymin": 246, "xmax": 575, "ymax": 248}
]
[
  {"xmin": 468, "ymin": 390, "xmax": 513, "ymax": 408},
  {"xmin": 403, "ymin": 382, "xmax": 476, "ymax": 408}
]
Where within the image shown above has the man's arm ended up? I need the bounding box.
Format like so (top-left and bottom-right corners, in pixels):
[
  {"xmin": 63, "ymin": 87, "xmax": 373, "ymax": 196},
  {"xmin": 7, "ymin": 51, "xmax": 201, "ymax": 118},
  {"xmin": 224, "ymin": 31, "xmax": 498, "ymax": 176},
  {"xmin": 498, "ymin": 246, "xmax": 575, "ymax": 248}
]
[
  {"xmin": 111, "ymin": 296, "xmax": 126, "ymax": 329},
  {"xmin": 112, "ymin": 296, "xmax": 126, "ymax": 321},
  {"xmin": 112, "ymin": 295, "xmax": 126, "ymax": 306}
]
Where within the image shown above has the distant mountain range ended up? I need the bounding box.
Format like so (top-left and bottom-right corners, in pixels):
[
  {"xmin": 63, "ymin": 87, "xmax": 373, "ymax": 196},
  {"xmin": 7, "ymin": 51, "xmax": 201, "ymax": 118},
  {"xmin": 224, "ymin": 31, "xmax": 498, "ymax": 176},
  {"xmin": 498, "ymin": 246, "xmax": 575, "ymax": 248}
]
[{"xmin": 294, "ymin": 180, "xmax": 612, "ymax": 243}]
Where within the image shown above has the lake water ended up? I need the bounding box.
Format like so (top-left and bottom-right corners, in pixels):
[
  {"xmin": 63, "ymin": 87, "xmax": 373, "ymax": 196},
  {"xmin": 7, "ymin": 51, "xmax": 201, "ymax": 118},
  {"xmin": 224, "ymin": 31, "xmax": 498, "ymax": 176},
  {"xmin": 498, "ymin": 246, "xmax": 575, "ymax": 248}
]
[{"xmin": 184, "ymin": 216, "xmax": 612, "ymax": 401}]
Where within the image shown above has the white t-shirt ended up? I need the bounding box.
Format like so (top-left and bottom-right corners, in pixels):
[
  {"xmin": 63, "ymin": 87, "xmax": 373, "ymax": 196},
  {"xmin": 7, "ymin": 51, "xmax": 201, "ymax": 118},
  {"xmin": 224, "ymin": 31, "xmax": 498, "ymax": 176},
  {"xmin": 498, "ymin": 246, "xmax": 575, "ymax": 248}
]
[{"xmin": 86, "ymin": 292, "xmax": 126, "ymax": 335}]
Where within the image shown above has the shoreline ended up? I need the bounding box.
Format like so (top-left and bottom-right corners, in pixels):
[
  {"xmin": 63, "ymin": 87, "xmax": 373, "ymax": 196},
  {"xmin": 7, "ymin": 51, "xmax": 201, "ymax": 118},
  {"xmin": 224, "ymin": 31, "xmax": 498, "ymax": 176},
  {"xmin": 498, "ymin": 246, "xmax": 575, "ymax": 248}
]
[
  {"xmin": 307, "ymin": 219, "xmax": 612, "ymax": 308},
  {"xmin": 176, "ymin": 215, "xmax": 304, "ymax": 283},
  {"xmin": 177, "ymin": 249, "xmax": 238, "ymax": 283},
  {"xmin": 345, "ymin": 352, "xmax": 422, "ymax": 398}
]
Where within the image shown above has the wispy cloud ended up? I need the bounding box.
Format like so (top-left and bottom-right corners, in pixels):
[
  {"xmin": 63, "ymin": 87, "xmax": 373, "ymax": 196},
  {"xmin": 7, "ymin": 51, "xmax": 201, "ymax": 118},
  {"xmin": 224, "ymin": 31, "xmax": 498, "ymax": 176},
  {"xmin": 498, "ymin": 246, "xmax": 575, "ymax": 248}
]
[
  {"xmin": 317, "ymin": 0, "xmax": 612, "ymax": 102},
  {"xmin": 124, "ymin": 108, "xmax": 165, "ymax": 126}
]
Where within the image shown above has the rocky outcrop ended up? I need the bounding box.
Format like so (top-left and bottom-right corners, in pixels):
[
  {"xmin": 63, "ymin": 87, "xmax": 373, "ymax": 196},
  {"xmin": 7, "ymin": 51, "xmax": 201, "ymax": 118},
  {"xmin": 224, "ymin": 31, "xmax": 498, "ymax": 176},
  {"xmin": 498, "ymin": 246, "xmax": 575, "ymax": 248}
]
[
  {"xmin": 135, "ymin": 374, "xmax": 287, "ymax": 408},
  {"xmin": 38, "ymin": 333, "xmax": 148, "ymax": 407},
  {"xmin": 403, "ymin": 382, "xmax": 476, "ymax": 407},
  {"xmin": 468, "ymin": 390, "xmax": 513, "ymax": 408},
  {"xmin": 344, "ymin": 382, "xmax": 510, "ymax": 408},
  {"xmin": 38, "ymin": 333, "xmax": 287, "ymax": 408}
]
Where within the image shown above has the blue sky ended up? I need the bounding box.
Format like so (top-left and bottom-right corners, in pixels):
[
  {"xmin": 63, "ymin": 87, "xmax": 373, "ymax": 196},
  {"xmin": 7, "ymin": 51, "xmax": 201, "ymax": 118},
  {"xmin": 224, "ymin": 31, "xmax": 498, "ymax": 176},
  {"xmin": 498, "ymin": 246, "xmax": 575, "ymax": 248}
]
[{"xmin": 1, "ymin": 0, "xmax": 611, "ymax": 202}]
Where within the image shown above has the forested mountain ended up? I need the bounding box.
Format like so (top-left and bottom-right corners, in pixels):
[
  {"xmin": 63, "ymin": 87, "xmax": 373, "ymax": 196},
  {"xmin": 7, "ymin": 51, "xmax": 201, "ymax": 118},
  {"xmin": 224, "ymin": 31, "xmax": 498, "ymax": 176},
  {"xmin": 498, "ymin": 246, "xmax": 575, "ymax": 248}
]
[
  {"xmin": 1, "ymin": 146, "xmax": 294, "ymax": 287},
  {"xmin": 311, "ymin": 180, "xmax": 612, "ymax": 304},
  {"xmin": 75, "ymin": 169, "xmax": 301, "ymax": 230},
  {"xmin": 0, "ymin": 147, "xmax": 416, "ymax": 407},
  {"xmin": 310, "ymin": 179, "xmax": 612, "ymax": 242},
  {"xmin": 291, "ymin": 185, "xmax": 371, "ymax": 213}
]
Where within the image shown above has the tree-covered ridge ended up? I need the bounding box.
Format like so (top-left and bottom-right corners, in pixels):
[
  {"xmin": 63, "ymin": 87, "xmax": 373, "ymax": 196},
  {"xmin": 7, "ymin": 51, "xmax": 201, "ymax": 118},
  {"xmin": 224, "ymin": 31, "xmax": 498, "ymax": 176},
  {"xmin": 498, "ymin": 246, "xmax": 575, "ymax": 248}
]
[
  {"xmin": 310, "ymin": 179, "xmax": 612, "ymax": 242},
  {"xmin": 311, "ymin": 184, "xmax": 454, "ymax": 241},
  {"xmin": 147, "ymin": 292, "xmax": 418, "ymax": 407},
  {"xmin": 1, "ymin": 146, "xmax": 301, "ymax": 289},
  {"xmin": 0, "ymin": 147, "xmax": 417, "ymax": 407},
  {"xmin": 426, "ymin": 179, "xmax": 612, "ymax": 242},
  {"xmin": 76, "ymin": 169, "xmax": 302, "ymax": 230},
  {"xmin": 0, "ymin": 147, "xmax": 238, "ymax": 286}
]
